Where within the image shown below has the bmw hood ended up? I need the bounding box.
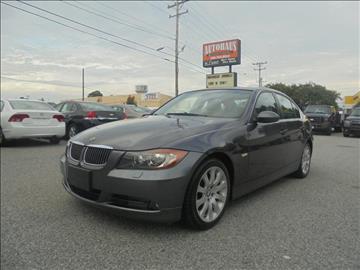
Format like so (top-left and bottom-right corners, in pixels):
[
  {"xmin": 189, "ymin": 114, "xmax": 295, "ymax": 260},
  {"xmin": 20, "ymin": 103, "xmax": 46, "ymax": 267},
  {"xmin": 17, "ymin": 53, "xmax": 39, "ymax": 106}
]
[{"xmin": 71, "ymin": 115, "xmax": 234, "ymax": 151}]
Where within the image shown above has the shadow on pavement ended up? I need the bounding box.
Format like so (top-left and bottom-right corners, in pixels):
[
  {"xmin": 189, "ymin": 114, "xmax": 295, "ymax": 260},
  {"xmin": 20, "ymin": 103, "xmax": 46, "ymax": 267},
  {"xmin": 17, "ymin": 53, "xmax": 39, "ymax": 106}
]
[
  {"xmin": 65, "ymin": 174, "xmax": 299, "ymax": 234},
  {"xmin": 1, "ymin": 138, "xmax": 66, "ymax": 148}
]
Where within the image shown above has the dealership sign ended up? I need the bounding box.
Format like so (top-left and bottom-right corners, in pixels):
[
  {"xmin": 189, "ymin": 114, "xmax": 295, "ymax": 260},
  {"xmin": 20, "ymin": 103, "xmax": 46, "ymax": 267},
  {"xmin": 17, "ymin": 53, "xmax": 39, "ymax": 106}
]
[
  {"xmin": 206, "ymin": 72, "xmax": 237, "ymax": 88},
  {"xmin": 203, "ymin": 39, "xmax": 241, "ymax": 67}
]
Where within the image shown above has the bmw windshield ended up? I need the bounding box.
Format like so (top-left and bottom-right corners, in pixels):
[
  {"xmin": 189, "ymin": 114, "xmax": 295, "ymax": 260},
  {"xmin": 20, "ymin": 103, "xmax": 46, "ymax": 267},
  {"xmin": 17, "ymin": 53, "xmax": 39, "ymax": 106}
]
[{"xmin": 155, "ymin": 89, "xmax": 252, "ymax": 118}]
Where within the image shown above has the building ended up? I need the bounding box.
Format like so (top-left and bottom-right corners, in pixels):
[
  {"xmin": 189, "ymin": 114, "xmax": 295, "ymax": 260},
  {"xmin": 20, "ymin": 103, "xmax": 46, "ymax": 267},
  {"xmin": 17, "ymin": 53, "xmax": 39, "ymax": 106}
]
[
  {"xmin": 84, "ymin": 92, "xmax": 173, "ymax": 108},
  {"xmin": 343, "ymin": 91, "xmax": 360, "ymax": 113}
]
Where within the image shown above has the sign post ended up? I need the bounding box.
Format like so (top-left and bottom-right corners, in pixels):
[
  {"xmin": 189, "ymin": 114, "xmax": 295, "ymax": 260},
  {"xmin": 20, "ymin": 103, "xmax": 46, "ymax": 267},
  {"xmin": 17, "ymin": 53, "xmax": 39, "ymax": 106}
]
[{"xmin": 202, "ymin": 39, "xmax": 241, "ymax": 88}]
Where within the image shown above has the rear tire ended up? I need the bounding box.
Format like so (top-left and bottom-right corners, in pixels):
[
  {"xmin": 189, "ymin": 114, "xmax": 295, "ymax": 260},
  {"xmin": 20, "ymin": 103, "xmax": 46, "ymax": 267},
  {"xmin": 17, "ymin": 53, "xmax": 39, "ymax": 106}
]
[
  {"xmin": 49, "ymin": 137, "xmax": 60, "ymax": 144},
  {"xmin": 293, "ymin": 143, "xmax": 312, "ymax": 178},
  {"xmin": 326, "ymin": 128, "xmax": 332, "ymax": 136},
  {"xmin": 183, "ymin": 159, "xmax": 230, "ymax": 230},
  {"xmin": 0, "ymin": 128, "xmax": 6, "ymax": 146},
  {"xmin": 343, "ymin": 133, "xmax": 349, "ymax": 137}
]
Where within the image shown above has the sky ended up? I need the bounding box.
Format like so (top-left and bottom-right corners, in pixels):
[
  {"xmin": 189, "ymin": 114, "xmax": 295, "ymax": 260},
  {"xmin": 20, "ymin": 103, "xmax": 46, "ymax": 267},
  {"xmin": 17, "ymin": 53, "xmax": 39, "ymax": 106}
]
[{"xmin": 1, "ymin": 1, "xmax": 359, "ymax": 102}]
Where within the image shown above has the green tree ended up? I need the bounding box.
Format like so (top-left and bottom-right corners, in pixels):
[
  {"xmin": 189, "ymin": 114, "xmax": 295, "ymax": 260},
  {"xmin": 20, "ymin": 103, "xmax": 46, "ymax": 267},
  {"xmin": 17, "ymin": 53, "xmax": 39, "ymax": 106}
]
[
  {"xmin": 87, "ymin": 90, "xmax": 103, "ymax": 97},
  {"xmin": 266, "ymin": 82, "xmax": 340, "ymax": 109},
  {"xmin": 126, "ymin": 95, "xmax": 137, "ymax": 105}
]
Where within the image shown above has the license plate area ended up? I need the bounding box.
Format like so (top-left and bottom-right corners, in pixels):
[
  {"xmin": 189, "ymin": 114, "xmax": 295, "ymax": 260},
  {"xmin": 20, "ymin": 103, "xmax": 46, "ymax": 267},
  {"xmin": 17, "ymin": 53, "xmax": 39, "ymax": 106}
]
[{"xmin": 67, "ymin": 165, "xmax": 91, "ymax": 191}]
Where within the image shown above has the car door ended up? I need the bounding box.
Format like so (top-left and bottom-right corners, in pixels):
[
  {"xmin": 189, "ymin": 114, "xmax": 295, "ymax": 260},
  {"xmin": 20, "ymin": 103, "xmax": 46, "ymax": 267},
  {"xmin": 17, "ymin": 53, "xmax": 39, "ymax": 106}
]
[
  {"xmin": 246, "ymin": 92, "xmax": 285, "ymax": 180},
  {"xmin": 274, "ymin": 93, "xmax": 304, "ymax": 167},
  {"xmin": 60, "ymin": 102, "xmax": 78, "ymax": 126}
]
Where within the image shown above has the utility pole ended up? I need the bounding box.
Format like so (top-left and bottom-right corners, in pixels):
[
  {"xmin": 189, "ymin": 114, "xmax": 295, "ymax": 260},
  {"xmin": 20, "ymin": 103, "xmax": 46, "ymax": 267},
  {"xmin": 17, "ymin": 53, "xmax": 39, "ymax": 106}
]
[
  {"xmin": 168, "ymin": 0, "xmax": 188, "ymax": 96},
  {"xmin": 82, "ymin": 68, "xmax": 84, "ymax": 101},
  {"xmin": 253, "ymin": 61, "xmax": 268, "ymax": 87}
]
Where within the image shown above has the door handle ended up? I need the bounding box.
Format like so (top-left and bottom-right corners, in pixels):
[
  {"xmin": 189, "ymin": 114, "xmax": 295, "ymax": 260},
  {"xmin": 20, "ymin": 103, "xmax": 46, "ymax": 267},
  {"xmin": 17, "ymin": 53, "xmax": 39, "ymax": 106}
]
[{"xmin": 280, "ymin": 129, "xmax": 288, "ymax": 135}]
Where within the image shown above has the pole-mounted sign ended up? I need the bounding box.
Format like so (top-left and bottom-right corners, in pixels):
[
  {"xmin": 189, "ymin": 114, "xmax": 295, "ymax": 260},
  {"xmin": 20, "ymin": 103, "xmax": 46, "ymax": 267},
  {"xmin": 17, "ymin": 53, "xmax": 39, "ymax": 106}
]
[
  {"xmin": 203, "ymin": 39, "xmax": 241, "ymax": 68},
  {"xmin": 203, "ymin": 39, "xmax": 241, "ymax": 88},
  {"xmin": 206, "ymin": 72, "xmax": 237, "ymax": 89}
]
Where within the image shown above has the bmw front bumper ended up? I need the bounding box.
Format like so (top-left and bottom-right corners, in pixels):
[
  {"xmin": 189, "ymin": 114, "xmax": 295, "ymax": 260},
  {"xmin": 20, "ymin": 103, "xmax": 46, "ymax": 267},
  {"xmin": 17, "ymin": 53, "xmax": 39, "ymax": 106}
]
[{"xmin": 60, "ymin": 151, "xmax": 202, "ymax": 223}]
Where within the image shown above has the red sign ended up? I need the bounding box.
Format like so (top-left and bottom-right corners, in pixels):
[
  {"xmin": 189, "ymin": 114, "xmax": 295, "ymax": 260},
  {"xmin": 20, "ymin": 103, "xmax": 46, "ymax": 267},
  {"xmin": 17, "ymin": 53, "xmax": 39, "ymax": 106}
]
[{"xmin": 203, "ymin": 39, "xmax": 241, "ymax": 67}]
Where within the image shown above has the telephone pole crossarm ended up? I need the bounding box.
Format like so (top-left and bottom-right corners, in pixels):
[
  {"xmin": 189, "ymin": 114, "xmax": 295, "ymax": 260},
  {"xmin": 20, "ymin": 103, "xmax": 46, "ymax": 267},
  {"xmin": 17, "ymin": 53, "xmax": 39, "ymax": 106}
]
[
  {"xmin": 169, "ymin": 10, "xmax": 188, "ymax": 18},
  {"xmin": 252, "ymin": 61, "xmax": 268, "ymax": 87}
]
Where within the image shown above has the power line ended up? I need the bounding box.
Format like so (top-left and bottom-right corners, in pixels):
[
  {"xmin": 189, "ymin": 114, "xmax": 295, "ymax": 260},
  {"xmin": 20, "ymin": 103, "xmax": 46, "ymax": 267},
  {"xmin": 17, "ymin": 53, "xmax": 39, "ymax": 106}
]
[
  {"xmin": 143, "ymin": 1, "xmax": 202, "ymax": 56},
  {"xmin": 1, "ymin": 76, "xmax": 97, "ymax": 91},
  {"xmin": 190, "ymin": 1, "xmax": 260, "ymax": 63},
  {"xmin": 253, "ymin": 61, "xmax": 268, "ymax": 87},
  {"xmin": 144, "ymin": 1, "xmax": 170, "ymax": 15},
  {"xmin": 1, "ymin": 2, "xmax": 172, "ymax": 62},
  {"xmin": 97, "ymin": 1, "xmax": 175, "ymax": 38},
  {"xmin": 19, "ymin": 1, "xmax": 163, "ymax": 52},
  {"xmin": 62, "ymin": 1, "xmax": 205, "ymax": 72},
  {"xmin": 16, "ymin": 1, "xmax": 206, "ymax": 73},
  {"xmin": 143, "ymin": 0, "xmax": 261, "ymax": 66},
  {"xmin": 62, "ymin": 1, "xmax": 175, "ymax": 41}
]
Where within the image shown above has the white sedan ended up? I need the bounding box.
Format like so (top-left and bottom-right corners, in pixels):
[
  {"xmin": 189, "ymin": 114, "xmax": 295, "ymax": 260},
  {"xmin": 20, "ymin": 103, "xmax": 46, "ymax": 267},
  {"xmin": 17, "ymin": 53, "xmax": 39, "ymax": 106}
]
[{"xmin": 0, "ymin": 99, "xmax": 66, "ymax": 144}]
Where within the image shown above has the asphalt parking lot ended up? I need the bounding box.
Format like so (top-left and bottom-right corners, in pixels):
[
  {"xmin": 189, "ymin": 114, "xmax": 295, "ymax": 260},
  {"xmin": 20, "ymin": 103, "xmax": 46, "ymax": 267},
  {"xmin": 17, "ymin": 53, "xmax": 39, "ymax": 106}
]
[{"xmin": 1, "ymin": 133, "xmax": 359, "ymax": 270}]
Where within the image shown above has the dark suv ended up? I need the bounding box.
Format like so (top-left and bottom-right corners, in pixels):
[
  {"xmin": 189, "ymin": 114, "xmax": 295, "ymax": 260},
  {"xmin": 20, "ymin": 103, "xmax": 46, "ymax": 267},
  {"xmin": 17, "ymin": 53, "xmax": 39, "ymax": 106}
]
[
  {"xmin": 304, "ymin": 105, "xmax": 337, "ymax": 135},
  {"xmin": 343, "ymin": 107, "xmax": 360, "ymax": 137}
]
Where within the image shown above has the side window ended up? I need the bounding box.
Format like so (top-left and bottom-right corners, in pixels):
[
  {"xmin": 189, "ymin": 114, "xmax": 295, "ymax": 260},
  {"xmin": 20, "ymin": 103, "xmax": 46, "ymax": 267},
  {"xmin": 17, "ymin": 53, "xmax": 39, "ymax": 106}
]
[
  {"xmin": 61, "ymin": 103, "xmax": 76, "ymax": 113},
  {"xmin": 276, "ymin": 94, "xmax": 297, "ymax": 119},
  {"xmin": 291, "ymin": 101, "xmax": 300, "ymax": 118},
  {"xmin": 55, "ymin": 103, "xmax": 63, "ymax": 111},
  {"xmin": 253, "ymin": 92, "xmax": 278, "ymax": 118}
]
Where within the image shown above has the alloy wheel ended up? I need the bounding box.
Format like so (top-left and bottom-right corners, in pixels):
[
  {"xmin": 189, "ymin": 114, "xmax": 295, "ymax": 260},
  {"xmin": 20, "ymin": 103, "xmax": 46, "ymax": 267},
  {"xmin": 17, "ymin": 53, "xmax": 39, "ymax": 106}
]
[
  {"xmin": 69, "ymin": 126, "xmax": 77, "ymax": 138},
  {"xmin": 196, "ymin": 166, "xmax": 228, "ymax": 223},
  {"xmin": 301, "ymin": 144, "xmax": 311, "ymax": 175}
]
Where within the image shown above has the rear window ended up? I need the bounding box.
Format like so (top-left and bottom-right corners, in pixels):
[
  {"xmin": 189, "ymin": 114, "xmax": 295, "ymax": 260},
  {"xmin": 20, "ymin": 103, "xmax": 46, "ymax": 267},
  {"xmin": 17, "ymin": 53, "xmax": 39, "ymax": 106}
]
[
  {"xmin": 304, "ymin": 105, "xmax": 331, "ymax": 114},
  {"xmin": 9, "ymin": 100, "xmax": 55, "ymax": 111},
  {"xmin": 80, "ymin": 103, "xmax": 116, "ymax": 111}
]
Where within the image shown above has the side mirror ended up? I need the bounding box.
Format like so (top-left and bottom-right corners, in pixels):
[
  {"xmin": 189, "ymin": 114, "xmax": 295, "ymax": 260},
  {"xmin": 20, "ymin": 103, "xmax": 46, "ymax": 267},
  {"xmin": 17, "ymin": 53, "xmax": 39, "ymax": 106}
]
[
  {"xmin": 142, "ymin": 109, "xmax": 156, "ymax": 117},
  {"xmin": 257, "ymin": 111, "xmax": 280, "ymax": 123}
]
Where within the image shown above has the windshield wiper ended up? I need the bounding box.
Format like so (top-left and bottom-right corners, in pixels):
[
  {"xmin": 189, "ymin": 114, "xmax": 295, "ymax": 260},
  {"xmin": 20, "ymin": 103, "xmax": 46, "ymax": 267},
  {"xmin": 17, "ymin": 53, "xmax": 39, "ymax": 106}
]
[{"xmin": 165, "ymin": 112, "xmax": 208, "ymax": 117}]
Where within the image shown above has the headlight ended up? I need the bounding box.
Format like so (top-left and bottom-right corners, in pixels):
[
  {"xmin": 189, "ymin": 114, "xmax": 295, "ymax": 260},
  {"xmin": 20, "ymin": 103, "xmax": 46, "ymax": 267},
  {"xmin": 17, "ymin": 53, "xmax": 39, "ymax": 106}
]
[
  {"xmin": 344, "ymin": 120, "xmax": 351, "ymax": 127},
  {"xmin": 117, "ymin": 149, "xmax": 188, "ymax": 170}
]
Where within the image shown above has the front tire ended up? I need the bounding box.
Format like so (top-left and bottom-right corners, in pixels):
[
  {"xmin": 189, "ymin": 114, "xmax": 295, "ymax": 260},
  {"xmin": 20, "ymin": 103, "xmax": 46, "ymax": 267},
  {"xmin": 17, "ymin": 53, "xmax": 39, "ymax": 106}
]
[
  {"xmin": 0, "ymin": 128, "xmax": 6, "ymax": 146},
  {"xmin": 293, "ymin": 143, "xmax": 312, "ymax": 178},
  {"xmin": 68, "ymin": 124, "xmax": 79, "ymax": 138},
  {"xmin": 343, "ymin": 133, "xmax": 349, "ymax": 137},
  {"xmin": 183, "ymin": 159, "xmax": 230, "ymax": 230}
]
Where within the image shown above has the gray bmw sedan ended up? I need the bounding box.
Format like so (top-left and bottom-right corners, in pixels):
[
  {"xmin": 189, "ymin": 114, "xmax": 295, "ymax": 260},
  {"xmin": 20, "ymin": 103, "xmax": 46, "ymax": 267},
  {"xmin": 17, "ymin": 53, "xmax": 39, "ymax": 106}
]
[{"xmin": 60, "ymin": 87, "xmax": 313, "ymax": 230}]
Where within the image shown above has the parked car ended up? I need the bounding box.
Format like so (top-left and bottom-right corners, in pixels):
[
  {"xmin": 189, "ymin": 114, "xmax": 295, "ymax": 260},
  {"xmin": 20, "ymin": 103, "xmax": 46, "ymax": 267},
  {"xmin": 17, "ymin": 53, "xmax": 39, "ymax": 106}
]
[
  {"xmin": 55, "ymin": 101, "xmax": 126, "ymax": 138},
  {"xmin": 111, "ymin": 104, "xmax": 152, "ymax": 118},
  {"xmin": 60, "ymin": 87, "xmax": 313, "ymax": 230},
  {"xmin": 47, "ymin": 102, "xmax": 57, "ymax": 108},
  {"xmin": 343, "ymin": 107, "xmax": 360, "ymax": 137},
  {"xmin": 304, "ymin": 104, "xmax": 338, "ymax": 135},
  {"xmin": 0, "ymin": 99, "xmax": 65, "ymax": 144}
]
